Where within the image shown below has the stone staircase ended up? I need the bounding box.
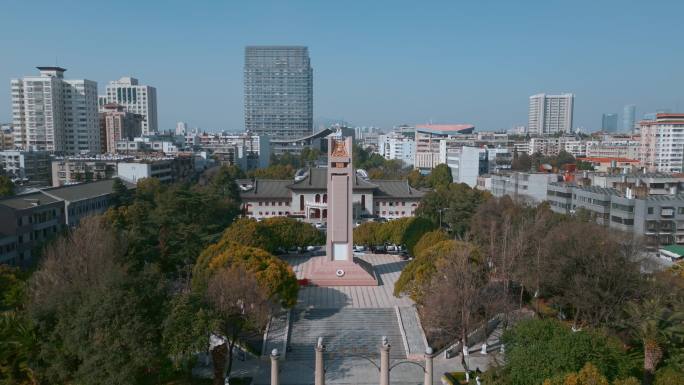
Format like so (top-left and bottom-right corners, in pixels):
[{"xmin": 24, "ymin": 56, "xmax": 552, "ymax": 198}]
[{"xmin": 287, "ymin": 308, "xmax": 406, "ymax": 362}]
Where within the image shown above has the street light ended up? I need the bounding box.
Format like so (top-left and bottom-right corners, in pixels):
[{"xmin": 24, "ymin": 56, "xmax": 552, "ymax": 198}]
[{"xmin": 437, "ymin": 208, "xmax": 450, "ymax": 228}]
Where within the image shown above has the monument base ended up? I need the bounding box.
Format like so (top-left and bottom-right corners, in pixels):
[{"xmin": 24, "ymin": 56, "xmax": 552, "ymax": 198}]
[{"xmin": 305, "ymin": 255, "xmax": 378, "ymax": 286}]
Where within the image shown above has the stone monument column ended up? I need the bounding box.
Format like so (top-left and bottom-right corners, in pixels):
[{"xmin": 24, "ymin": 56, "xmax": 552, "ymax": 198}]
[
  {"xmin": 315, "ymin": 337, "xmax": 325, "ymax": 385},
  {"xmin": 270, "ymin": 349, "xmax": 280, "ymax": 385},
  {"xmin": 307, "ymin": 135, "xmax": 377, "ymax": 286},
  {"xmin": 380, "ymin": 337, "xmax": 390, "ymax": 385},
  {"xmin": 424, "ymin": 347, "xmax": 434, "ymax": 385}
]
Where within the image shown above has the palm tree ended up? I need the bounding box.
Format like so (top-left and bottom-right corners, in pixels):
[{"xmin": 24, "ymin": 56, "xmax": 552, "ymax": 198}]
[{"xmin": 623, "ymin": 299, "xmax": 684, "ymax": 385}]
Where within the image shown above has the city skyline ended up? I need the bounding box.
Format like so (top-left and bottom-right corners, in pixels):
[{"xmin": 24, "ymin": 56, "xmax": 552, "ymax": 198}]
[{"xmin": 1, "ymin": 1, "xmax": 683, "ymax": 132}]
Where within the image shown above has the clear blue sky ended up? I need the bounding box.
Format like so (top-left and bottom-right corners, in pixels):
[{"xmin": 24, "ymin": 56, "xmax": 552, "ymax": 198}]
[{"xmin": 1, "ymin": 0, "xmax": 683, "ymax": 132}]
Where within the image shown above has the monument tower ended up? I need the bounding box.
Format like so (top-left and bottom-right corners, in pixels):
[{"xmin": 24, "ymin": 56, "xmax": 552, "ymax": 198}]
[{"xmin": 307, "ymin": 135, "xmax": 378, "ymax": 286}]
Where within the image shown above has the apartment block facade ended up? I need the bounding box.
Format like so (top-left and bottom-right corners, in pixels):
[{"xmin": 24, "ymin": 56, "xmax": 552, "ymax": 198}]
[
  {"xmin": 528, "ymin": 93, "xmax": 574, "ymax": 135},
  {"xmin": 639, "ymin": 113, "xmax": 684, "ymax": 173},
  {"xmin": 11, "ymin": 67, "xmax": 100, "ymax": 154},
  {"xmin": 102, "ymin": 77, "xmax": 158, "ymax": 135}
]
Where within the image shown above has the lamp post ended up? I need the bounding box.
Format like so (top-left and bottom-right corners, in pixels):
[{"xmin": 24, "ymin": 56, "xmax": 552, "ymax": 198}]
[{"xmin": 438, "ymin": 208, "xmax": 450, "ymax": 228}]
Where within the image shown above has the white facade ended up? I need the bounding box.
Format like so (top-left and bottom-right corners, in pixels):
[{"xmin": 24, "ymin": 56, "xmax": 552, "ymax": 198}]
[
  {"xmin": 445, "ymin": 146, "xmax": 486, "ymax": 187},
  {"xmin": 103, "ymin": 77, "xmax": 158, "ymax": 135},
  {"xmin": 528, "ymin": 93, "xmax": 574, "ymax": 135},
  {"xmin": 491, "ymin": 172, "xmax": 560, "ymax": 204},
  {"xmin": 117, "ymin": 160, "xmax": 173, "ymax": 183},
  {"xmin": 378, "ymin": 133, "xmax": 415, "ymax": 166},
  {"xmin": 640, "ymin": 114, "xmax": 684, "ymax": 173},
  {"xmin": 11, "ymin": 67, "xmax": 100, "ymax": 154},
  {"xmin": 175, "ymin": 121, "xmax": 187, "ymax": 135}
]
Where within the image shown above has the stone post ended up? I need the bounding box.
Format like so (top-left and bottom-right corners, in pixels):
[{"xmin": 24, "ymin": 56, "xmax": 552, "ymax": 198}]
[
  {"xmin": 315, "ymin": 337, "xmax": 325, "ymax": 385},
  {"xmin": 380, "ymin": 336, "xmax": 390, "ymax": 385},
  {"xmin": 424, "ymin": 347, "xmax": 434, "ymax": 385},
  {"xmin": 270, "ymin": 348, "xmax": 280, "ymax": 385}
]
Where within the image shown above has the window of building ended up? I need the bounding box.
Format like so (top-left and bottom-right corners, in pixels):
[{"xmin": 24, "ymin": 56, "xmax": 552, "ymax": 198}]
[{"xmin": 648, "ymin": 207, "xmax": 654, "ymax": 214}]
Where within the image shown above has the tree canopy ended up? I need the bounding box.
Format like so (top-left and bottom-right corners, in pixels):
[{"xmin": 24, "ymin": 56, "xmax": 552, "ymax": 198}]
[
  {"xmin": 352, "ymin": 217, "xmax": 435, "ymax": 255},
  {"xmin": 416, "ymin": 182, "xmax": 490, "ymax": 235},
  {"xmin": 221, "ymin": 217, "xmax": 324, "ymax": 254},
  {"xmin": 193, "ymin": 238, "xmax": 299, "ymax": 308},
  {"xmin": 495, "ymin": 319, "xmax": 639, "ymax": 385},
  {"xmin": 0, "ymin": 175, "xmax": 14, "ymax": 197}
]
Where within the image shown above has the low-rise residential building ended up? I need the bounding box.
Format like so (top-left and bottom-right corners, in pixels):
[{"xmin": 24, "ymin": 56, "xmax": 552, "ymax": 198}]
[
  {"xmin": 576, "ymin": 157, "xmax": 640, "ymax": 173},
  {"xmin": 51, "ymin": 156, "xmax": 122, "ymax": 186},
  {"xmin": 490, "ymin": 171, "xmax": 561, "ymax": 203},
  {"xmin": 184, "ymin": 132, "xmax": 270, "ymax": 169},
  {"xmin": 548, "ymin": 180, "xmax": 684, "ymax": 247},
  {"xmin": 238, "ymin": 167, "xmax": 424, "ymax": 222},
  {"xmin": 41, "ymin": 179, "xmax": 134, "ymax": 226},
  {"xmin": 51, "ymin": 155, "xmax": 194, "ymax": 186},
  {"xmin": 585, "ymin": 136, "xmax": 640, "ymax": 160},
  {"xmin": 0, "ymin": 179, "xmax": 135, "ymax": 266},
  {"xmin": 0, "ymin": 150, "xmax": 51, "ymax": 186}
]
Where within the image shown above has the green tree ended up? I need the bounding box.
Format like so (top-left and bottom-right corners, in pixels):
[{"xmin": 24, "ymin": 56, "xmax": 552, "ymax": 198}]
[
  {"xmin": 0, "ymin": 175, "xmax": 14, "ymax": 197},
  {"xmin": 28, "ymin": 217, "xmax": 168, "ymax": 385},
  {"xmin": 352, "ymin": 221, "xmax": 384, "ymax": 246},
  {"xmin": 412, "ymin": 229, "xmax": 449, "ymax": 257},
  {"xmin": 417, "ymin": 182, "xmax": 490, "ymax": 234},
  {"xmin": 162, "ymin": 293, "xmax": 219, "ymax": 372},
  {"xmin": 427, "ymin": 163, "xmax": 453, "ymax": 189},
  {"xmin": 110, "ymin": 177, "xmax": 132, "ymax": 207},
  {"xmin": 622, "ymin": 299, "xmax": 684, "ymax": 385},
  {"xmin": 247, "ymin": 164, "xmax": 296, "ymax": 179},
  {"xmin": 500, "ymin": 319, "xmax": 638, "ymax": 385},
  {"xmin": 0, "ymin": 312, "xmax": 37, "ymax": 385},
  {"xmin": 106, "ymin": 179, "xmax": 240, "ymax": 276},
  {"xmin": 407, "ymin": 169, "xmax": 427, "ymax": 188},
  {"xmin": 221, "ymin": 217, "xmax": 323, "ymax": 254}
]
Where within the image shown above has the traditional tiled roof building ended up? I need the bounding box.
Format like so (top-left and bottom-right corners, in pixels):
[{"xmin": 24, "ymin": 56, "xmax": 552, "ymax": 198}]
[{"xmin": 238, "ymin": 168, "xmax": 425, "ymax": 221}]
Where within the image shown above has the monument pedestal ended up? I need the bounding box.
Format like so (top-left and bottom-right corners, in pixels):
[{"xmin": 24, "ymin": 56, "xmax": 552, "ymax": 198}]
[{"xmin": 306, "ymin": 255, "xmax": 378, "ymax": 286}]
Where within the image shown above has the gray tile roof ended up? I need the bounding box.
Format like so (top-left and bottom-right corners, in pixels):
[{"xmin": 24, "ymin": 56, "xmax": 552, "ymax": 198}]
[
  {"xmin": 373, "ymin": 180, "xmax": 425, "ymax": 199},
  {"xmin": 239, "ymin": 168, "xmax": 424, "ymax": 200},
  {"xmin": 287, "ymin": 167, "xmax": 377, "ymax": 190},
  {"xmin": 0, "ymin": 192, "xmax": 60, "ymax": 210},
  {"xmin": 41, "ymin": 179, "xmax": 135, "ymax": 202},
  {"xmin": 240, "ymin": 180, "xmax": 292, "ymax": 199}
]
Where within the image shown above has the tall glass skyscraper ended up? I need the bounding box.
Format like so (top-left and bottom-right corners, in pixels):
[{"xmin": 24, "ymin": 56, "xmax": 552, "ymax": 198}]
[
  {"xmin": 244, "ymin": 46, "xmax": 313, "ymax": 140},
  {"xmin": 601, "ymin": 113, "xmax": 618, "ymax": 132},
  {"xmin": 622, "ymin": 104, "xmax": 636, "ymax": 132}
]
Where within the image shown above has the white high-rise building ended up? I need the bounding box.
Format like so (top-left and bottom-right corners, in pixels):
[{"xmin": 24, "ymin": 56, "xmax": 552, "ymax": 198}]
[
  {"xmin": 103, "ymin": 77, "xmax": 157, "ymax": 135},
  {"xmin": 175, "ymin": 121, "xmax": 187, "ymax": 136},
  {"xmin": 528, "ymin": 93, "xmax": 574, "ymax": 135},
  {"xmin": 640, "ymin": 113, "xmax": 684, "ymax": 173},
  {"xmin": 11, "ymin": 67, "xmax": 100, "ymax": 154}
]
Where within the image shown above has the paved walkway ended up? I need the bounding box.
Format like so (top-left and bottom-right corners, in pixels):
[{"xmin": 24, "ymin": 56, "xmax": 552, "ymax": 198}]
[
  {"xmin": 199, "ymin": 253, "xmax": 505, "ymax": 384},
  {"xmin": 286, "ymin": 254, "xmax": 414, "ymax": 309}
]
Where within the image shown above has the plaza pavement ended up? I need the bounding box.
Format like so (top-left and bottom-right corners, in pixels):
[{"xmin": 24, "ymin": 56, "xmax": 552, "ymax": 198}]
[{"xmin": 250, "ymin": 253, "xmax": 503, "ymax": 384}]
